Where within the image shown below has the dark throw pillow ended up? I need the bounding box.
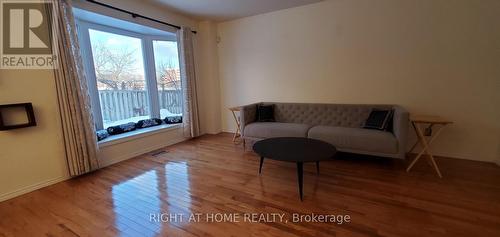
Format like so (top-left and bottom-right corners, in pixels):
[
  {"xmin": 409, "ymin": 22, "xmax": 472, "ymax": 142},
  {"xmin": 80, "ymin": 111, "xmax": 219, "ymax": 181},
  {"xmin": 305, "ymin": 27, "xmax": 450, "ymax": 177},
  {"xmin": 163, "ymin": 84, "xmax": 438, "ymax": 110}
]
[
  {"xmin": 164, "ymin": 116, "xmax": 182, "ymax": 124},
  {"xmin": 107, "ymin": 122, "xmax": 136, "ymax": 135},
  {"xmin": 256, "ymin": 104, "xmax": 275, "ymax": 122},
  {"xmin": 135, "ymin": 118, "xmax": 163, "ymax": 129},
  {"xmin": 96, "ymin": 129, "xmax": 109, "ymax": 141},
  {"xmin": 363, "ymin": 109, "xmax": 393, "ymax": 130},
  {"xmin": 384, "ymin": 110, "xmax": 394, "ymax": 132}
]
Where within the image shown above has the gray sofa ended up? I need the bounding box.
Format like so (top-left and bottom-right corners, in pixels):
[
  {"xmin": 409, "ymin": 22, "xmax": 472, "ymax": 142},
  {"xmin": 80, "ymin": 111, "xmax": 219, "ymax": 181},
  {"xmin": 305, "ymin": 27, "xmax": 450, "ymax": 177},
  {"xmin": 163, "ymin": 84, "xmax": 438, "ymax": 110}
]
[{"xmin": 240, "ymin": 102, "xmax": 409, "ymax": 159}]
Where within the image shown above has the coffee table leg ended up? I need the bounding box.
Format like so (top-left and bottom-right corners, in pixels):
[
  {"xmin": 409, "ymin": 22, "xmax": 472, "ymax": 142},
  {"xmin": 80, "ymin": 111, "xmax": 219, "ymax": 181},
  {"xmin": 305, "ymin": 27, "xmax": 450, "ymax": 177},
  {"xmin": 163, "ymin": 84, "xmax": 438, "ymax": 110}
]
[
  {"xmin": 316, "ymin": 161, "xmax": 320, "ymax": 175},
  {"xmin": 259, "ymin": 157, "xmax": 264, "ymax": 174},
  {"xmin": 296, "ymin": 162, "xmax": 303, "ymax": 201}
]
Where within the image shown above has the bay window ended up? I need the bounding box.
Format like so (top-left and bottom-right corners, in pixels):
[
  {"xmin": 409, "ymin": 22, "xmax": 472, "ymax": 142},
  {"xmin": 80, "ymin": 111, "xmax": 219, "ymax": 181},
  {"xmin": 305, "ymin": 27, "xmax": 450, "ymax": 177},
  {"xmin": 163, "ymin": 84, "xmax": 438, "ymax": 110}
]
[{"xmin": 75, "ymin": 12, "xmax": 182, "ymax": 130}]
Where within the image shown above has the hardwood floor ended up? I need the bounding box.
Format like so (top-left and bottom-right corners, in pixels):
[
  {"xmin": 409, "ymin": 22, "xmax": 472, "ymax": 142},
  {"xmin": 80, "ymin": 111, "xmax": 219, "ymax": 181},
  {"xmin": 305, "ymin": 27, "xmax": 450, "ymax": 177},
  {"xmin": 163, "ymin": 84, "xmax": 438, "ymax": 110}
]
[{"xmin": 1, "ymin": 133, "xmax": 499, "ymax": 237}]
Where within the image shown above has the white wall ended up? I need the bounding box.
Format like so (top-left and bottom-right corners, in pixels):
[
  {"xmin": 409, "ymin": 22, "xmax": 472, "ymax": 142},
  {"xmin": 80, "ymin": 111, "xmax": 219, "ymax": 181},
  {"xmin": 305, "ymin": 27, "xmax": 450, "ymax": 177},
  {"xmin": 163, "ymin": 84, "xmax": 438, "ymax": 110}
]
[
  {"xmin": 0, "ymin": 0, "xmax": 203, "ymax": 201},
  {"xmin": 218, "ymin": 0, "xmax": 500, "ymax": 162},
  {"xmin": 0, "ymin": 70, "xmax": 68, "ymax": 201}
]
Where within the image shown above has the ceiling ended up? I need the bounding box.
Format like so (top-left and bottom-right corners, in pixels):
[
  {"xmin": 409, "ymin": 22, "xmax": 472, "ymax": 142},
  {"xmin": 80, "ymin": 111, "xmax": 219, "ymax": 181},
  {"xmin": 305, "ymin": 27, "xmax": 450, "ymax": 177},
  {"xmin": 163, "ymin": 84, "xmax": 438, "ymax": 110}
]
[{"xmin": 147, "ymin": 0, "xmax": 324, "ymax": 21}]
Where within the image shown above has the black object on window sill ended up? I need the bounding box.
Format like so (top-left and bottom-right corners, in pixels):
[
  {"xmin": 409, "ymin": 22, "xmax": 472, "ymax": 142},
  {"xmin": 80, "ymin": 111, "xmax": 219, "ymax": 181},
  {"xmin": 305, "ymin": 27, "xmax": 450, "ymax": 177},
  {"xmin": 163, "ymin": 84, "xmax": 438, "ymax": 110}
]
[
  {"xmin": 96, "ymin": 129, "xmax": 109, "ymax": 141},
  {"xmin": 0, "ymin": 103, "xmax": 37, "ymax": 131},
  {"xmin": 96, "ymin": 116, "xmax": 183, "ymax": 141},
  {"xmin": 164, "ymin": 116, "xmax": 182, "ymax": 124},
  {"xmin": 107, "ymin": 122, "xmax": 136, "ymax": 135},
  {"xmin": 136, "ymin": 118, "xmax": 163, "ymax": 129}
]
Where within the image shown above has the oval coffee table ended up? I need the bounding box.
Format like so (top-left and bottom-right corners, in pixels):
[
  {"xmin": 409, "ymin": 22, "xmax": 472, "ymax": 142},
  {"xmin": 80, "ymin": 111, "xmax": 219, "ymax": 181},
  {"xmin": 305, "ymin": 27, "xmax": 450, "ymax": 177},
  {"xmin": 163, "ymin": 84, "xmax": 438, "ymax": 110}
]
[{"xmin": 253, "ymin": 137, "xmax": 337, "ymax": 201}]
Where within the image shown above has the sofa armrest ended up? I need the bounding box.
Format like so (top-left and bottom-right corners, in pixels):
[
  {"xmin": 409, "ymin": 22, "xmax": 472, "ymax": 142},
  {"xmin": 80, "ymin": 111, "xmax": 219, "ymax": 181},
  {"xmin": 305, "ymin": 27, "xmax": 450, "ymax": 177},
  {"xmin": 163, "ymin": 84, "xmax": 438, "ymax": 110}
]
[
  {"xmin": 392, "ymin": 105, "xmax": 409, "ymax": 158},
  {"xmin": 239, "ymin": 103, "xmax": 259, "ymax": 136}
]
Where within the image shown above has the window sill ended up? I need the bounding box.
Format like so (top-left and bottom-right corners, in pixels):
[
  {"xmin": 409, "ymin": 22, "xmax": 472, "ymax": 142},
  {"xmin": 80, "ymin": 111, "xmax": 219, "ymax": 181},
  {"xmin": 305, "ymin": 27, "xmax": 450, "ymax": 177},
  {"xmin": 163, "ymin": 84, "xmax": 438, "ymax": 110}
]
[{"xmin": 98, "ymin": 124, "xmax": 182, "ymax": 148}]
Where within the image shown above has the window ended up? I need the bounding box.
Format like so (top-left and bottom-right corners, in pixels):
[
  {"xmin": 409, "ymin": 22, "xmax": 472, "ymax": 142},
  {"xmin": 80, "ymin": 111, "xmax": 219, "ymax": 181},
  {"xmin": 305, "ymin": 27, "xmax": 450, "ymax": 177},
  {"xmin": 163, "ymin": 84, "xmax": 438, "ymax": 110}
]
[
  {"xmin": 152, "ymin": 40, "xmax": 182, "ymax": 119},
  {"xmin": 88, "ymin": 29, "xmax": 150, "ymax": 128},
  {"xmin": 75, "ymin": 12, "xmax": 182, "ymax": 130}
]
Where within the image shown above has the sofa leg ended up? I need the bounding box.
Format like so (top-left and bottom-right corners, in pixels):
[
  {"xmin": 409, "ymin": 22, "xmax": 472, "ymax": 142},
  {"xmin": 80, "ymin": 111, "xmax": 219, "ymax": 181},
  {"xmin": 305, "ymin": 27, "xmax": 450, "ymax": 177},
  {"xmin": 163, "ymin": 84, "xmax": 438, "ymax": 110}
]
[{"xmin": 242, "ymin": 139, "xmax": 246, "ymax": 150}]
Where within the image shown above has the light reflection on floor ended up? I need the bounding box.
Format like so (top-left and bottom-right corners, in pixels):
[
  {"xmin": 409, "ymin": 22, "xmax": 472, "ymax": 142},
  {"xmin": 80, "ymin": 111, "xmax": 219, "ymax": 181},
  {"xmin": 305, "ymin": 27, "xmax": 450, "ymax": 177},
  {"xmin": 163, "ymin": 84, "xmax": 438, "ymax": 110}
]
[
  {"xmin": 111, "ymin": 162, "xmax": 191, "ymax": 236},
  {"xmin": 165, "ymin": 162, "xmax": 192, "ymax": 219}
]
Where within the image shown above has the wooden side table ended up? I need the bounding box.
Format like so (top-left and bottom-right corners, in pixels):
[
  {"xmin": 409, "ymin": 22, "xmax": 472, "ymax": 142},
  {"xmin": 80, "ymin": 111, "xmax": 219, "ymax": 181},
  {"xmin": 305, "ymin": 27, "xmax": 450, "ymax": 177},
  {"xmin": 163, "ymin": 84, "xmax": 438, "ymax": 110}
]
[
  {"xmin": 228, "ymin": 106, "xmax": 242, "ymax": 144},
  {"xmin": 406, "ymin": 115, "xmax": 452, "ymax": 178}
]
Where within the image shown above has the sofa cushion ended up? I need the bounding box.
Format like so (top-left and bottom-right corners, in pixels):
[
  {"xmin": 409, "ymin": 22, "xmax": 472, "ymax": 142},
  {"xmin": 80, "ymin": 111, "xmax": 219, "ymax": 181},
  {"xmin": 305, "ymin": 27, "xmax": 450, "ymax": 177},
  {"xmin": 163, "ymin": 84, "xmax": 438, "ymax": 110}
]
[
  {"xmin": 308, "ymin": 125, "xmax": 398, "ymax": 154},
  {"xmin": 244, "ymin": 122, "xmax": 311, "ymax": 138}
]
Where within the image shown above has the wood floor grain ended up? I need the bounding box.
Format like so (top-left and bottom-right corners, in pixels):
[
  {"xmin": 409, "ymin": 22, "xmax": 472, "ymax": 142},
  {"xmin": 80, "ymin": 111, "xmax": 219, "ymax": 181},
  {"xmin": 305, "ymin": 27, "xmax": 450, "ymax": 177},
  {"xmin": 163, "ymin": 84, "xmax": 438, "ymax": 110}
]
[{"xmin": 1, "ymin": 133, "xmax": 499, "ymax": 237}]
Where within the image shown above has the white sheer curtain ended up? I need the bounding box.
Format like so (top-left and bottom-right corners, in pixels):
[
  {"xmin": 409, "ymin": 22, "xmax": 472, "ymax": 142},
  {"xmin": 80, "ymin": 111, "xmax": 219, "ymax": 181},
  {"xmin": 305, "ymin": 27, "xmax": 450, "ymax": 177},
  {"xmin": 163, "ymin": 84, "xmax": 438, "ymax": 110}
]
[
  {"xmin": 53, "ymin": 0, "xmax": 99, "ymax": 176},
  {"xmin": 178, "ymin": 27, "xmax": 201, "ymax": 138}
]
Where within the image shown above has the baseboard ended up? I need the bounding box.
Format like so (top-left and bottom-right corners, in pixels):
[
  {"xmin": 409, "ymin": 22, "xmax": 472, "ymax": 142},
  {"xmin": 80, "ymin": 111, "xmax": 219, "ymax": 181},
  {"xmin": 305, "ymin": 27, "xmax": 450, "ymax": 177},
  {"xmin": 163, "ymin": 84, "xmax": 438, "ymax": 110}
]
[
  {"xmin": 406, "ymin": 152, "xmax": 498, "ymax": 164},
  {"xmin": 0, "ymin": 136, "xmax": 187, "ymax": 203},
  {"xmin": 99, "ymin": 137, "xmax": 187, "ymax": 167},
  {"xmin": 222, "ymin": 128, "xmax": 235, "ymax": 133},
  {"xmin": 0, "ymin": 176, "xmax": 70, "ymax": 203}
]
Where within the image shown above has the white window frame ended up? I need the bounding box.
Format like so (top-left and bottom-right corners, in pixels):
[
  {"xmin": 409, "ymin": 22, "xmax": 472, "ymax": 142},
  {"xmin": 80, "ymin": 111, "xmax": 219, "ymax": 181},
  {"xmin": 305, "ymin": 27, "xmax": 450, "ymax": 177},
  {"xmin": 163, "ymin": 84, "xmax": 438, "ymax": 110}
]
[{"xmin": 75, "ymin": 20, "xmax": 179, "ymax": 130}]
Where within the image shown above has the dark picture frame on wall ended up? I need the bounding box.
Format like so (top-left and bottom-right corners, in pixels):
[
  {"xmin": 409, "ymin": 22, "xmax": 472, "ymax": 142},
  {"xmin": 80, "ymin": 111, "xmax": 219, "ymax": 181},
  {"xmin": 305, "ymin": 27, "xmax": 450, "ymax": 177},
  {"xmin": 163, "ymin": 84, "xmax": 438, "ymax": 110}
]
[{"xmin": 0, "ymin": 103, "xmax": 37, "ymax": 131}]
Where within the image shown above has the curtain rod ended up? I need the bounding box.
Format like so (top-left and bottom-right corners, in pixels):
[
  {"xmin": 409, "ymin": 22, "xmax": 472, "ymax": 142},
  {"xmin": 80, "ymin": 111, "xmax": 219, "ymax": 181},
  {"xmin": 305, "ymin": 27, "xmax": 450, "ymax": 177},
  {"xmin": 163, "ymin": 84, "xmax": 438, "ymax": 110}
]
[{"xmin": 85, "ymin": 0, "xmax": 197, "ymax": 34}]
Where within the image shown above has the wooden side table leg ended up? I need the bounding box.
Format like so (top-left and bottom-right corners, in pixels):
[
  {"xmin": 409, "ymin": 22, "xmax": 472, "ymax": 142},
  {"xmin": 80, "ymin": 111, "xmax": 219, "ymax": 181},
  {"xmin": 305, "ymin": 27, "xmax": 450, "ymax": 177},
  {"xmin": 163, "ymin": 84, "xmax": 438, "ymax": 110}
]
[
  {"xmin": 406, "ymin": 148, "xmax": 424, "ymax": 172},
  {"xmin": 427, "ymin": 153, "xmax": 442, "ymax": 178},
  {"xmin": 408, "ymin": 140, "xmax": 419, "ymax": 154},
  {"xmin": 407, "ymin": 123, "xmax": 435, "ymax": 172},
  {"xmin": 232, "ymin": 125, "xmax": 240, "ymax": 142},
  {"xmin": 422, "ymin": 126, "xmax": 445, "ymax": 178},
  {"xmin": 407, "ymin": 122, "xmax": 424, "ymax": 172},
  {"xmin": 414, "ymin": 123, "xmax": 444, "ymax": 178},
  {"xmin": 230, "ymin": 110, "xmax": 241, "ymax": 143},
  {"xmin": 232, "ymin": 131, "xmax": 238, "ymax": 142}
]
